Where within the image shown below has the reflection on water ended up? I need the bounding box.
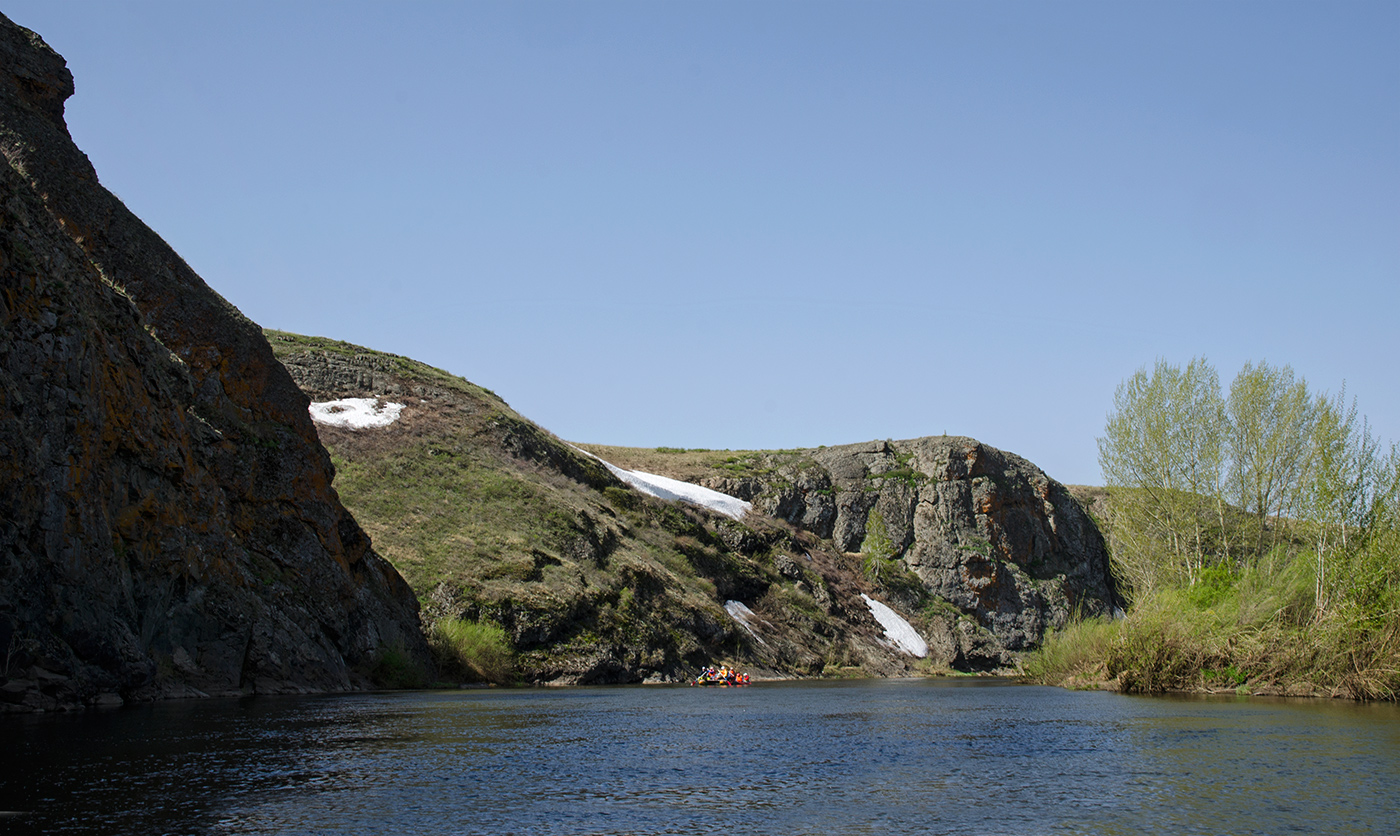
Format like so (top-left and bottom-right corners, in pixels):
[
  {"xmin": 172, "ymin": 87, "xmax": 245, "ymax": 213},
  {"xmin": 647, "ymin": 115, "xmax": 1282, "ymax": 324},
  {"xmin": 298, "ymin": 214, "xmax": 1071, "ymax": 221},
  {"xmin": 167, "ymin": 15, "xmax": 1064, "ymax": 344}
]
[{"xmin": 2, "ymin": 679, "xmax": 1397, "ymax": 835}]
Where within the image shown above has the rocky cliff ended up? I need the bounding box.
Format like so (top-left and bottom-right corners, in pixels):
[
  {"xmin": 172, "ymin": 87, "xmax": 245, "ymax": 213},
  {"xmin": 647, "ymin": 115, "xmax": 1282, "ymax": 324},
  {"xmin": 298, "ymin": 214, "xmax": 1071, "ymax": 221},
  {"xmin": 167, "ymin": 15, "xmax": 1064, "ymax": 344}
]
[
  {"xmin": 586, "ymin": 438, "xmax": 1122, "ymax": 669},
  {"xmin": 0, "ymin": 15, "xmax": 429, "ymax": 712}
]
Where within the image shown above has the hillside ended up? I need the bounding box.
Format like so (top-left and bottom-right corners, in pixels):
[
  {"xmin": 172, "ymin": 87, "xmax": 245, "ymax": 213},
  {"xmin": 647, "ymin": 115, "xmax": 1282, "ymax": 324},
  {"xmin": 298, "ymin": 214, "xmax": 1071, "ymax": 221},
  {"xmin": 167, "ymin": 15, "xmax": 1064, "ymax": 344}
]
[
  {"xmin": 269, "ymin": 331, "xmax": 1120, "ymax": 682},
  {"xmin": 0, "ymin": 7, "xmax": 1117, "ymax": 706}
]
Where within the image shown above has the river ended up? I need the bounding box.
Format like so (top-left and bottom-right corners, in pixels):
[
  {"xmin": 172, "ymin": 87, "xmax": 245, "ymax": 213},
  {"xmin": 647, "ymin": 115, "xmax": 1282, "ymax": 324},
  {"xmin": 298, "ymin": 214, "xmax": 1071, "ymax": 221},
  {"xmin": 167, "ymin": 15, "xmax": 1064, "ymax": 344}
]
[{"xmin": 2, "ymin": 678, "xmax": 1396, "ymax": 835}]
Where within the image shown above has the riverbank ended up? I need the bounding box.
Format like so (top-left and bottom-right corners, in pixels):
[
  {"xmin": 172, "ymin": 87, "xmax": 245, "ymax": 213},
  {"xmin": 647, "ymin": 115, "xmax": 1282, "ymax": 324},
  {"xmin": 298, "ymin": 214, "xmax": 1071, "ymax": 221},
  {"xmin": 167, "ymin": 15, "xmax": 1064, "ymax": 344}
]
[
  {"xmin": 1022, "ymin": 580, "xmax": 1400, "ymax": 701},
  {"xmin": 1037, "ymin": 672, "xmax": 1371, "ymax": 701}
]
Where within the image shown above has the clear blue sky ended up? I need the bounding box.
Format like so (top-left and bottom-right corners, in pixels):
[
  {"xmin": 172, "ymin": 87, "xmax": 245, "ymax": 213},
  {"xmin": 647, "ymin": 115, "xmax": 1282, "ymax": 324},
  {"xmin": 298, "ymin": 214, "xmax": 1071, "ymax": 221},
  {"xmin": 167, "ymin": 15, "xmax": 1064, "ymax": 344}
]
[{"xmin": 8, "ymin": 1, "xmax": 1398, "ymax": 486}]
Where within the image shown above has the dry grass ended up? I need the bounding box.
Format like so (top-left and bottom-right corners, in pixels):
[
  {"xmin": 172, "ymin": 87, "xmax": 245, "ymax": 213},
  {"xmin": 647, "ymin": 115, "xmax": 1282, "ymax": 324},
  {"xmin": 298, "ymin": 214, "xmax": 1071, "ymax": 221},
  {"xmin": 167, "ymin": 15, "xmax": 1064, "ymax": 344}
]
[
  {"xmin": 1025, "ymin": 561, "xmax": 1400, "ymax": 700},
  {"xmin": 570, "ymin": 444, "xmax": 759, "ymax": 483}
]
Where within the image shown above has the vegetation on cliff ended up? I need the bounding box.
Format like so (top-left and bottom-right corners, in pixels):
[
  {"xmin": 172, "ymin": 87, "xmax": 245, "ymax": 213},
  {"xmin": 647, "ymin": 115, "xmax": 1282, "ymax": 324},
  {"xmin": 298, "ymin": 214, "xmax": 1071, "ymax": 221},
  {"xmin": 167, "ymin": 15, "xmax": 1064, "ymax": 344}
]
[
  {"xmin": 266, "ymin": 330, "xmax": 938, "ymax": 685},
  {"xmin": 1027, "ymin": 358, "xmax": 1400, "ymax": 699},
  {"xmin": 268, "ymin": 328, "xmax": 1123, "ymax": 684}
]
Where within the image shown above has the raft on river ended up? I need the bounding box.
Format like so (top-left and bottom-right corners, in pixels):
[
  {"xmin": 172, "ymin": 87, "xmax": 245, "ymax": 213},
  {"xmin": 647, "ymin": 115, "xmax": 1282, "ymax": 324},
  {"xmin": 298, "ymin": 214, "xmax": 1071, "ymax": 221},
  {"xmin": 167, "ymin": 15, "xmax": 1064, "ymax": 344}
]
[{"xmin": 690, "ymin": 665, "xmax": 750, "ymax": 687}]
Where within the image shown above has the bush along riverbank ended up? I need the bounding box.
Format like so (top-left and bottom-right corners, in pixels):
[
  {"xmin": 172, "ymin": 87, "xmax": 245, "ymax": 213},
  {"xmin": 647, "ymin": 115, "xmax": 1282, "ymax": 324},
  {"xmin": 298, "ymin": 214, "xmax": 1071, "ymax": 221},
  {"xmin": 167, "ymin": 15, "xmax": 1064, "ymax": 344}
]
[{"xmin": 1025, "ymin": 359, "xmax": 1400, "ymax": 700}]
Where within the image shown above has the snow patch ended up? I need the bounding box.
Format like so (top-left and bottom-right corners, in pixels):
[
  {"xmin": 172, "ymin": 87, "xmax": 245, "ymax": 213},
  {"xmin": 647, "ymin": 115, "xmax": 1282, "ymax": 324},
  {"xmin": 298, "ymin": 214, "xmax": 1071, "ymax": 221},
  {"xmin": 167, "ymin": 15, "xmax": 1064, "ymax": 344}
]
[
  {"xmin": 309, "ymin": 397, "xmax": 405, "ymax": 429},
  {"xmin": 571, "ymin": 447, "xmax": 751, "ymax": 520},
  {"xmin": 606, "ymin": 465, "xmax": 752, "ymax": 520},
  {"xmin": 724, "ymin": 600, "xmax": 768, "ymax": 646},
  {"xmin": 861, "ymin": 594, "xmax": 928, "ymax": 658}
]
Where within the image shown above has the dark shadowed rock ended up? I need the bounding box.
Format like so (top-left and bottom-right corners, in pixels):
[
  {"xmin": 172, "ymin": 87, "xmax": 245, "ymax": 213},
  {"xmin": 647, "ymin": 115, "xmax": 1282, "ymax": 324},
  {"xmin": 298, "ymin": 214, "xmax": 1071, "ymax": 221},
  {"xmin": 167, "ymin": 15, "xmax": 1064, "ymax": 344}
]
[{"xmin": 0, "ymin": 14, "xmax": 430, "ymax": 711}]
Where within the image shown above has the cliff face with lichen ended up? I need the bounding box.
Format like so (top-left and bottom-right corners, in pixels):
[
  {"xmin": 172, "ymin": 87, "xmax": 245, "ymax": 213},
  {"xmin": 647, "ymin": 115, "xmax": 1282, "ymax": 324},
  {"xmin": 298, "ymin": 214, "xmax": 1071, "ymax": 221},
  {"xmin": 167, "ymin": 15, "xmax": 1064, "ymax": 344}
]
[
  {"xmin": 697, "ymin": 438, "xmax": 1122, "ymax": 663},
  {"xmin": 0, "ymin": 14, "xmax": 429, "ymax": 712}
]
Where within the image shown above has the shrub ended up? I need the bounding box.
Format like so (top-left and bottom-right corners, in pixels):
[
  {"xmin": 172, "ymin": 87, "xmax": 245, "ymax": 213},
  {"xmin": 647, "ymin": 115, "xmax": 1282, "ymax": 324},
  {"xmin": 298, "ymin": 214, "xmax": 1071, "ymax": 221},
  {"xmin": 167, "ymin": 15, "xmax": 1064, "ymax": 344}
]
[
  {"xmin": 861, "ymin": 511, "xmax": 895, "ymax": 582},
  {"xmin": 430, "ymin": 618, "xmax": 515, "ymax": 684},
  {"xmin": 369, "ymin": 642, "xmax": 429, "ymax": 689},
  {"xmin": 603, "ymin": 486, "xmax": 638, "ymax": 510},
  {"xmin": 1185, "ymin": 564, "xmax": 1236, "ymax": 609},
  {"xmin": 1021, "ymin": 617, "xmax": 1117, "ymax": 685},
  {"xmin": 1104, "ymin": 615, "xmax": 1204, "ymax": 694}
]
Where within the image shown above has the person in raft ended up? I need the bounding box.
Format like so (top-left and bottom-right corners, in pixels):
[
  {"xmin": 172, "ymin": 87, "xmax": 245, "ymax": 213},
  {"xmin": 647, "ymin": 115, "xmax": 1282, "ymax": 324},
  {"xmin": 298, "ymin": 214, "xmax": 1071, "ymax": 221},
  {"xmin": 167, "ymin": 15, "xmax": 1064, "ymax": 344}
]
[{"xmin": 694, "ymin": 665, "xmax": 750, "ymax": 685}]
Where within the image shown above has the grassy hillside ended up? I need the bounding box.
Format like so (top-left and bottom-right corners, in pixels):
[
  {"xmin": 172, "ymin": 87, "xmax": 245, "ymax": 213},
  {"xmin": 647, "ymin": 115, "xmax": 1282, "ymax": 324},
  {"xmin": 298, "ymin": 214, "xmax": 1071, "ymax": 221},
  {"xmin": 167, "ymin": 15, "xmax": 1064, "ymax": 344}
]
[
  {"xmin": 265, "ymin": 330, "xmax": 923, "ymax": 685},
  {"xmin": 573, "ymin": 445, "xmax": 807, "ymax": 482}
]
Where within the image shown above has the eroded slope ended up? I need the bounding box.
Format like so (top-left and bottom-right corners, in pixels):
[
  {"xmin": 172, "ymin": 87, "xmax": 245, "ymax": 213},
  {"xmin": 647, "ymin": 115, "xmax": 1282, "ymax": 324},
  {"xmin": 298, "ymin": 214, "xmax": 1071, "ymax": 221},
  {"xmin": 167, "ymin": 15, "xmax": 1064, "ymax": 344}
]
[{"xmin": 583, "ymin": 436, "xmax": 1122, "ymax": 667}]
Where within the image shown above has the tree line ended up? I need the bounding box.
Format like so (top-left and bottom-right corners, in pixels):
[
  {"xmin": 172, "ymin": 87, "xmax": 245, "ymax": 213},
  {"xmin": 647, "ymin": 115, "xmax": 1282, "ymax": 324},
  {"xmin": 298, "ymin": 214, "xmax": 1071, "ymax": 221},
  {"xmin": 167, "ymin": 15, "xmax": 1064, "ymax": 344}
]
[
  {"xmin": 1098, "ymin": 358, "xmax": 1399, "ymax": 611},
  {"xmin": 1027, "ymin": 357, "xmax": 1400, "ymax": 699}
]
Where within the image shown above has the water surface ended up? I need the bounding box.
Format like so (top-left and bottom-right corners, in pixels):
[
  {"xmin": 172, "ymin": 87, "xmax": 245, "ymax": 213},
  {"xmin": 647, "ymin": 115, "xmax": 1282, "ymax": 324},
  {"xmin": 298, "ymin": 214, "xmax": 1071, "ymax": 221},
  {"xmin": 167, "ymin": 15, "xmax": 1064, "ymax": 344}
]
[{"xmin": 2, "ymin": 679, "xmax": 1396, "ymax": 835}]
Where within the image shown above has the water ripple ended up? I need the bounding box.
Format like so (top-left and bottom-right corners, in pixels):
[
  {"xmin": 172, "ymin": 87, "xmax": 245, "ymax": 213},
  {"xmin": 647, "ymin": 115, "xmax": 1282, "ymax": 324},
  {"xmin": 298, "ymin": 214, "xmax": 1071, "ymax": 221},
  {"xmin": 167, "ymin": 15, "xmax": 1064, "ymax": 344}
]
[{"xmin": 1, "ymin": 681, "xmax": 1398, "ymax": 835}]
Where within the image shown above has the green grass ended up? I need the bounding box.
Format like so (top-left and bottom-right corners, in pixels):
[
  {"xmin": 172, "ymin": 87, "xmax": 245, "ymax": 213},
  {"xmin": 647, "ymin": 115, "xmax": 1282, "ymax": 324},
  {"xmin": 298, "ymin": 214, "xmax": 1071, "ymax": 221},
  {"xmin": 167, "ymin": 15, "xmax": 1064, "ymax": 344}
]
[
  {"xmin": 876, "ymin": 467, "xmax": 924, "ymax": 487},
  {"xmin": 329, "ymin": 444, "xmax": 591, "ymax": 592},
  {"xmin": 266, "ymin": 328, "xmax": 1000, "ymax": 682},
  {"xmin": 326, "ymin": 433, "xmax": 771, "ymax": 680},
  {"xmin": 1024, "ymin": 543, "xmax": 1400, "ymax": 699},
  {"xmin": 429, "ymin": 618, "xmax": 515, "ymax": 684}
]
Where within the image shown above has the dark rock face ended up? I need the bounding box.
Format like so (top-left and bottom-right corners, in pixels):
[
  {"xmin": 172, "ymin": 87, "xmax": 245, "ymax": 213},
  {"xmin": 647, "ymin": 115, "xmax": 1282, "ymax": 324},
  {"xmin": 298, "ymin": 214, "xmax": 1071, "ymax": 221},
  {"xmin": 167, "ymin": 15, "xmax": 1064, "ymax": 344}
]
[
  {"xmin": 703, "ymin": 437, "xmax": 1120, "ymax": 667},
  {"xmin": 0, "ymin": 15, "xmax": 429, "ymax": 711}
]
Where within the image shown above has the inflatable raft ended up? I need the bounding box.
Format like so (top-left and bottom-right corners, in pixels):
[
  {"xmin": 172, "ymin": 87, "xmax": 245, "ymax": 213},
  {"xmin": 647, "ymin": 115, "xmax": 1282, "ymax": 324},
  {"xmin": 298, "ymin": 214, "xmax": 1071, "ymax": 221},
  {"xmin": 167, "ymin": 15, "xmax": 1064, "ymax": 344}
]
[{"xmin": 690, "ymin": 666, "xmax": 750, "ymax": 686}]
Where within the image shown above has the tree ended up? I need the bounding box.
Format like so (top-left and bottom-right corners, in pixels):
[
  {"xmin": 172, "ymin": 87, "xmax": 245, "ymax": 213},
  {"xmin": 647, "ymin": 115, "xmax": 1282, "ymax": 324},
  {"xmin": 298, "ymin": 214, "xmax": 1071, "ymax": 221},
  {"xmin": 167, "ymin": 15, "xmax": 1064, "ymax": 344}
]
[
  {"xmin": 1305, "ymin": 389, "xmax": 1386, "ymax": 613},
  {"xmin": 860, "ymin": 510, "xmax": 896, "ymax": 583},
  {"xmin": 1098, "ymin": 357, "xmax": 1225, "ymax": 589},
  {"xmin": 1226, "ymin": 362, "xmax": 1315, "ymax": 555},
  {"xmin": 1085, "ymin": 359, "xmax": 1400, "ymax": 697},
  {"xmin": 1099, "ymin": 357, "xmax": 1395, "ymax": 603}
]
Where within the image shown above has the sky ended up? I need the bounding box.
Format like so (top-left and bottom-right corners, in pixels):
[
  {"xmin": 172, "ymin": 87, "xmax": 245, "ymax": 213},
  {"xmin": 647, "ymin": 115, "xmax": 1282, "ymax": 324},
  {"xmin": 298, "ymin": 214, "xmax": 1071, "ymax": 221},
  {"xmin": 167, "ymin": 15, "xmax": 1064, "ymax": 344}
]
[{"xmin": 7, "ymin": 1, "xmax": 1397, "ymax": 486}]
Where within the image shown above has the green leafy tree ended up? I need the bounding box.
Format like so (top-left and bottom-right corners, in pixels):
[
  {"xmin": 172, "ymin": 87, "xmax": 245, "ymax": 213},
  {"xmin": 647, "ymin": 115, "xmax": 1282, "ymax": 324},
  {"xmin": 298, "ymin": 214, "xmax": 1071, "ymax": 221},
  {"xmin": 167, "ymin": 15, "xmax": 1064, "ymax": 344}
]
[
  {"xmin": 1044, "ymin": 359, "xmax": 1400, "ymax": 698},
  {"xmin": 1305, "ymin": 390, "xmax": 1391, "ymax": 613},
  {"xmin": 861, "ymin": 510, "xmax": 896, "ymax": 582},
  {"xmin": 1226, "ymin": 361, "xmax": 1316, "ymax": 555},
  {"xmin": 1098, "ymin": 357, "xmax": 1225, "ymax": 590}
]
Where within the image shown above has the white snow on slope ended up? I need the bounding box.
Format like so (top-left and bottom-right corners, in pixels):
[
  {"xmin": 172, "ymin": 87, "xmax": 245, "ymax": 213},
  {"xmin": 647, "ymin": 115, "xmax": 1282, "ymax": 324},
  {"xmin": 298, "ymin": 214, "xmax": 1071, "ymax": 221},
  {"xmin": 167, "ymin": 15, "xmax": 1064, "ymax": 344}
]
[
  {"xmin": 724, "ymin": 600, "xmax": 768, "ymax": 646},
  {"xmin": 861, "ymin": 594, "xmax": 928, "ymax": 658},
  {"xmin": 606, "ymin": 465, "xmax": 752, "ymax": 520},
  {"xmin": 309, "ymin": 398, "xmax": 405, "ymax": 429},
  {"xmin": 571, "ymin": 446, "xmax": 752, "ymax": 520}
]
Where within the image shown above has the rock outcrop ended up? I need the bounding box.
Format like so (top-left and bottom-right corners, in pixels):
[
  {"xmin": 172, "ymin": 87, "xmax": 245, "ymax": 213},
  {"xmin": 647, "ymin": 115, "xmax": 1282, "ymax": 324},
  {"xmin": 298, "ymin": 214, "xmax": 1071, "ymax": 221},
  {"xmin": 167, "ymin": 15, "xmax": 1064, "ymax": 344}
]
[
  {"xmin": 615, "ymin": 438, "xmax": 1122, "ymax": 669},
  {"xmin": 0, "ymin": 15, "xmax": 430, "ymax": 712},
  {"xmin": 271, "ymin": 332, "xmax": 1119, "ymax": 680}
]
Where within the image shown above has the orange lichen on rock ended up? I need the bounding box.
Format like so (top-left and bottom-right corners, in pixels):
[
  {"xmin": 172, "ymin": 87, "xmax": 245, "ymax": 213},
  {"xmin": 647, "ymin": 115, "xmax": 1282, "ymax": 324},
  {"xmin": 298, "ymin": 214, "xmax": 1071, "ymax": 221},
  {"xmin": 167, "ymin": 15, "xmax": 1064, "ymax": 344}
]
[{"xmin": 0, "ymin": 13, "xmax": 429, "ymax": 712}]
